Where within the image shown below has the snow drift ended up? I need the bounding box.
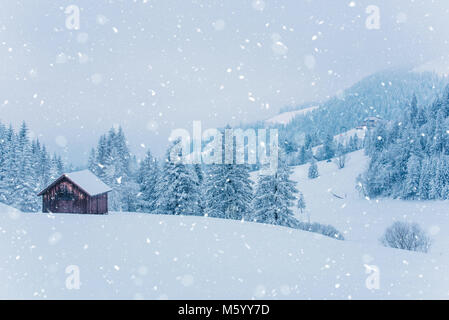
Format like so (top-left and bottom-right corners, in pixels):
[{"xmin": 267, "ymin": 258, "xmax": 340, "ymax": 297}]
[{"xmin": 1, "ymin": 208, "xmax": 449, "ymax": 299}]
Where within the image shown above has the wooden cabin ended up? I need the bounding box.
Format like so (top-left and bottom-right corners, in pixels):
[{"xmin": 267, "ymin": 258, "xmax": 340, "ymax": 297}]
[
  {"xmin": 37, "ymin": 170, "xmax": 112, "ymax": 214},
  {"xmin": 361, "ymin": 116, "xmax": 382, "ymax": 129}
]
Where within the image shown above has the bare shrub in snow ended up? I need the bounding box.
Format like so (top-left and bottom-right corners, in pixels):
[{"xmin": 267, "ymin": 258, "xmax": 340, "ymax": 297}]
[
  {"xmin": 380, "ymin": 221, "xmax": 431, "ymax": 253},
  {"xmin": 333, "ymin": 149, "xmax": 347, "ymax": 169}
]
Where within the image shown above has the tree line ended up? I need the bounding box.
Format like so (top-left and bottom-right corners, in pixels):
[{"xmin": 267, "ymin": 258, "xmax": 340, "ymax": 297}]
[
  {"xmin": 0, "ymin": 122, "xmax": 64, "ymax": 211},
  {"xmin": 359, "ymin": 86, "xmax": 449, "ymax": 200},
  {"xmin": 87, "ymin": 129, "xmax": 305, "ymax": 228},
  {"xmin": 86, "ymin": 128, "xmax": 343, "ymax": 239},
  {"xmin": 0, "ymin": 121, "xmax": 345, "ymax": 238}
]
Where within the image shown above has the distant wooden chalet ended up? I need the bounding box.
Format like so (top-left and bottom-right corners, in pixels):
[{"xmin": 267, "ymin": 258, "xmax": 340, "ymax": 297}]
[
  {"xmin": 37, "ymin": 170, "xmax": 112, "ymax": 214},
  {"xmin": 357, "ymin": 116, "xmax": 383, "ymax": 130}
]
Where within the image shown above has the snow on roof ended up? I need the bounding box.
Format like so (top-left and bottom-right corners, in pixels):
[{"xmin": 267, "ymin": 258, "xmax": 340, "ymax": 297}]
[
  {"xmin": 64, "ymin": 170, "xmax": 112, "ymax": 196},
  {"xmin": 364, "ymin": 116, "xmax": 382, "ymax": 121}
]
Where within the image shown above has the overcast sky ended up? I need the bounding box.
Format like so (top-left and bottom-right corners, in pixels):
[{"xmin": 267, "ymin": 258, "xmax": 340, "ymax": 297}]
[{"xmin": 1, "ymin": 0, "xmax": 449, "ymax": 164}]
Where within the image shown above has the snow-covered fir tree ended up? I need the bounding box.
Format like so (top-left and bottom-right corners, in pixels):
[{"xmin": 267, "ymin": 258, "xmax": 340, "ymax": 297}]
[
  {"xmin": 403, "ymin": 154, "xmax": 421, "ymax": 199},
  {"xmin": 308, "ymin": 158, "xmax": 319, "ymax": 179},
  {"xmin": 193, "ymin": 163, "xmax": 205, "ymax": 215},
  {"xmin": 252, "ymin": 152, "xmax": 299, "ymax": 227},
  {"xmin": 136, "ymin": 150, "xmax": 160, "ymax": 213},
  {"xmin": 87, "ymin": 148, "xmax": 98, "ymax": 174},
  {"xmin": 153, "ymin": 139, "xmax": 201, "ymax": 215},
  {"xmin": 322, "ymin": 134, "xmax": 335, "ymax": 161},
  {"xmin": 49, "ymin": 153, "xmax": 64, "ymax": 181},
  {"xmin": 204, "ymin": 141, "xmax": 254, "ymax": 220},
  {"xmin": 11, "ymin": 123, "xmax": 39, "ymax": 211}
]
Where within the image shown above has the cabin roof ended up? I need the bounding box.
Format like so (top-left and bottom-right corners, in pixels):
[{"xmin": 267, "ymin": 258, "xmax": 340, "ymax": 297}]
[
  {"xmin": 37, "ymin": 170, "xmax": 112, "ymax": 197},
  {"xmin": 364, "ymin": 116, "xmax": 382, "ymax": 121}
]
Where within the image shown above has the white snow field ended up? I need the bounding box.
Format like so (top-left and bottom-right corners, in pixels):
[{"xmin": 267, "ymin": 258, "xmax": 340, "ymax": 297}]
[
  {"xmin": 265, "ymin": 106, "xmax": 319, "ymax": 125},
  {"xmin": 311, "ymin": 128, "xmax": 366, "ymax": 154},
  {"xmin": 287, "ymin": 151, "xmax": 449, "ymax": 255},
  {"xmin": 1, "ymin": 150, "xmax": 449, "ymax": 299}
]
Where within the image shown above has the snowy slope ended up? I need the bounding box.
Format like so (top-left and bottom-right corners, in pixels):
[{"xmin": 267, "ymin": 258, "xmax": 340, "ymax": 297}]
[
  {"xmin": 1, "ymin": 200, "xmax": 449, "ymax": 299},
  {"xmin": 2, "ymin": 151, "xmax": 449, "ymax": 299},
  {"xmin": 310, "ymin": 128, "xmax": 366, "ymax": 154},
  {"xmin": 265, "ymin": 106, "xmax": 319, "ymax": 125},
  {"xmin": 333, "ymin": 128, "xmax": 366, "ymax": 145},
  {"xmin": 0, "ymin": 202, "xmax": 21, "ymax": 218},
  {"xmin": 285, "ymin": 150, "xmax": 449, "ymax": 257}
]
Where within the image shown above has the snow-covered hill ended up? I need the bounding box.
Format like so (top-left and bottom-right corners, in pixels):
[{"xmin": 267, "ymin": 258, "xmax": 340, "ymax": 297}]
[
  {"xmin": 286, "ymin": 151, "xmax": 449, "ymax": 255},
  {"xmin": 265, "ymin": 106, "xmax": 319, "ymax": 125},
  {"xmin": 311, "ymin": 127, "xmax": 366, "ymax": 154},
  {"xmin": 2, "ymin": 152, "xmax": 449, "ymax": 300},
  {"xmin": 333, "ymin": 128, "xmax": 366, "ymax": 145},
  {"xmin": 0, "ymin": 202, "xmax": 21, "ymax": 218},
  {"xmin": 1, "ymin": 209, "xmax": 449, "ymax": 299}
]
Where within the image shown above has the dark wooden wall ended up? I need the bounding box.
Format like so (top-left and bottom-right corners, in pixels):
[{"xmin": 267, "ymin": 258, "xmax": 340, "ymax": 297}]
[
  {"xmin": 87, "ymin": 193, "xmax": 108, "ymax": 214},
  {"xmin": 42, "ymin": 177, "xmax": 108, "ymax": 214}
]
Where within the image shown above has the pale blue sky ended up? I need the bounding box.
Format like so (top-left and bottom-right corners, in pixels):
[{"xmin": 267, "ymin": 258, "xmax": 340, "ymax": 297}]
[{"xmin": 1, "ymin": 0, "xmax": 448, "ymax": 164}]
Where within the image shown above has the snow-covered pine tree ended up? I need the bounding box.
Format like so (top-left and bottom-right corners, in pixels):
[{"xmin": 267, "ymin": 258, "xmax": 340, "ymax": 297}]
[
  {"xmin": 193, "ymin": 163, "xmax": 205, "ymax": 215},
  {"xmin": 3, "ymin": 126, "xmax": 19, "ymax": 206},
  {"xmin": 418, "ymin": 157, "xmax": 433, "ymax": 200},
  {"xmin": 0, "ymin": 123, "xmax": 10, "ymax": 204},
  {"xmin": 121, "ymin": 180, "xmax": 140, "ymax": 212},
  {"xmin": 204, "ymin": 162, "xmax": 253, "ymax": 220},
  {"xmin": 30, "ymin": 139, "xmax": 42, "ymax": 188},
  {"xmin": 298, "ymin": 145, "xmax": 307, "ymax": 165},
  {"xmin": 129, "ymin": 155, "xmax": 139, "ymax": 180},
  {"xmin": 323, "ymin": 134, "xmax": 335, "ymax": 160},
  {"xmin": 14, "ymin": 122, "xmax": 39, "ymax": 211},
  {"xmin": 114, "ymin": 127, "xmax": 132, "ymax": 179},
  {"xmin": 252, "ymin": 152, "xmax": 299, "ymax": 227},
  {"xmin": 403, "ymin": 154, "xmax": 421, "ymax": 199},
  {"xmin": 153, "ymin": 139, "xmax": 201, "ymax": 215},
  {"xmin": 430, "ymin": 155, "xmax": 449, "ymax": 199},
  {"xmin": 136, "ymin": 150, "xmax": 159, "ymax": 213},
  {"xmin": 37, "ymin": 144, "xmax": 51, "ymax": 190},
  {"xmin": 95, "ymin": 135, "xmax": 109, "ymax": 180},
  {"xmin": 308, "ymin": 158, "xmax": 319, "ymax": 179},
  {"xmin": 49, "ymin": 153, "xmax": 64, "ymax": 181},
  {"xmin": 87, "ymin": 148, "xmax": 98, "ymax": 175},
  {"xmin": 408, "ymin": 94, "xmax": 419, "ymax": 128}
]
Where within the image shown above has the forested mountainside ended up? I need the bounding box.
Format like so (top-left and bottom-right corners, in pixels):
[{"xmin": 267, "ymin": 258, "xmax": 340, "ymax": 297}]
[
  {"xmin": 360, "ymin": 86, "xmax": 449, "ymax": 200},
  {"xmin": 279, "ymin": 69, "xmax": 448, "ymax": 151}
]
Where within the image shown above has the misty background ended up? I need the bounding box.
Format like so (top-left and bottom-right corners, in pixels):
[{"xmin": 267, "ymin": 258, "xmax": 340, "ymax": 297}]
[{"xmin": 1, "ymin": 0, "xmax": 448, "ymax": 165}]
